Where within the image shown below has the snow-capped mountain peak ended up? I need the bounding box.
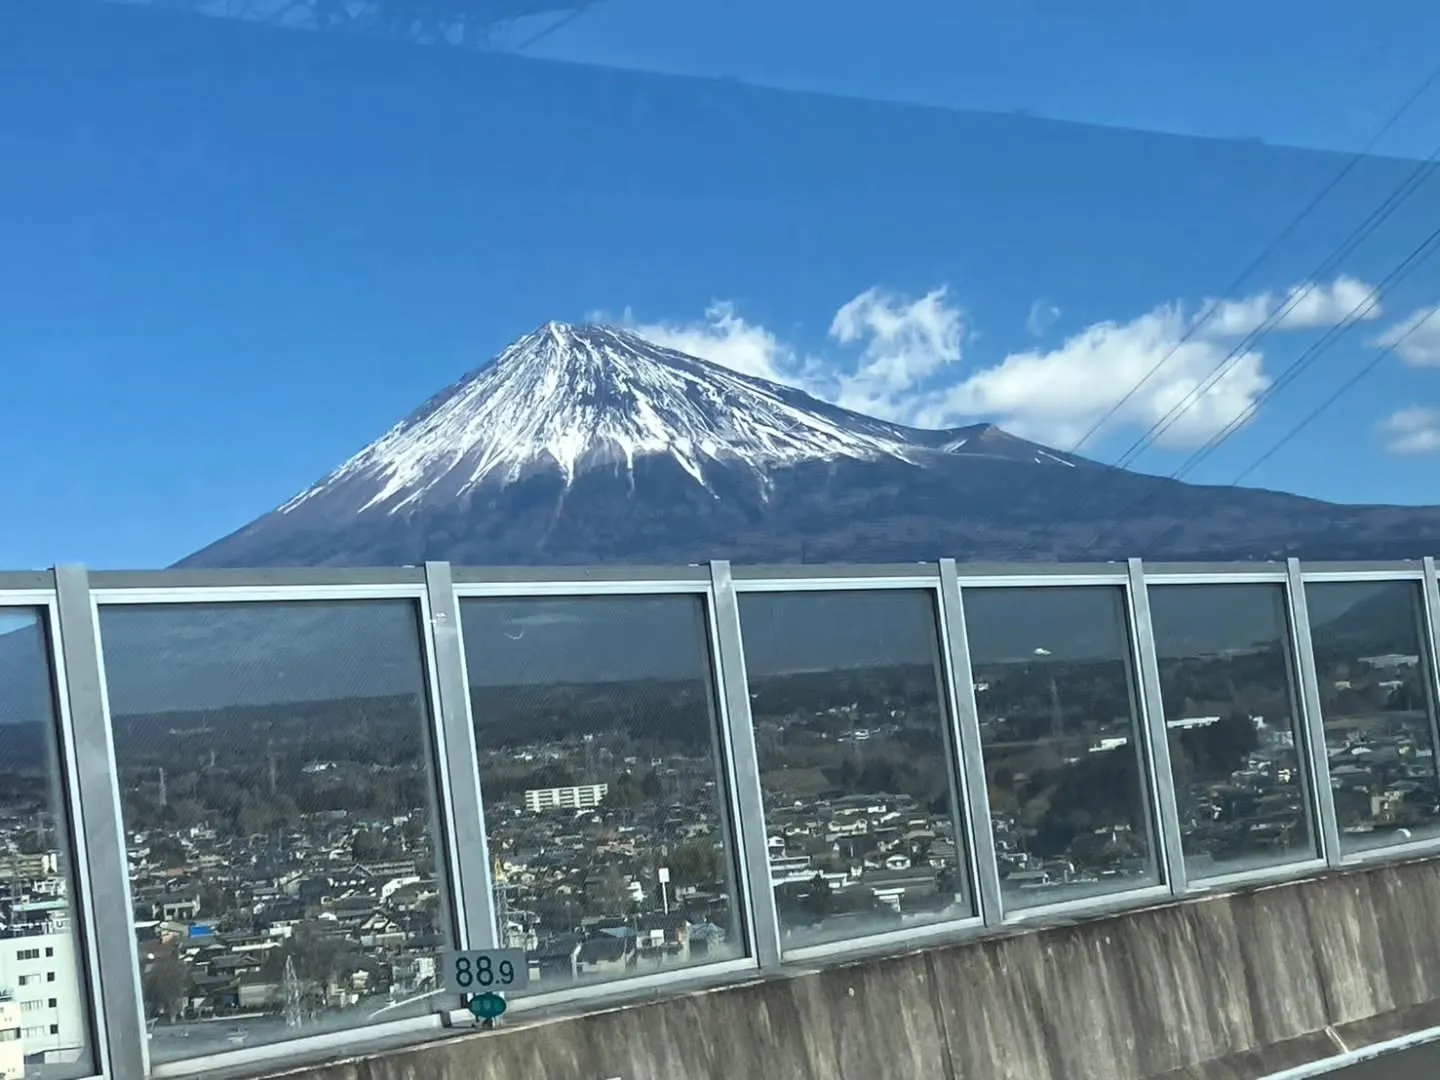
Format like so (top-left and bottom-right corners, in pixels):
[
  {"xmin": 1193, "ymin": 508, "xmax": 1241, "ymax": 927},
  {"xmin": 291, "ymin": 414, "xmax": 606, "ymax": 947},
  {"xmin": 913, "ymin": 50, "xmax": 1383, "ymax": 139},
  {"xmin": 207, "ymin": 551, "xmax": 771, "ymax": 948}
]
[
  {"xmin": 180, "ymin": 321, "xmax": 1440, "ymax": 572},
  {"xmin": 281, "ymin": 321, "xmax": 932, "ymax": 515}
]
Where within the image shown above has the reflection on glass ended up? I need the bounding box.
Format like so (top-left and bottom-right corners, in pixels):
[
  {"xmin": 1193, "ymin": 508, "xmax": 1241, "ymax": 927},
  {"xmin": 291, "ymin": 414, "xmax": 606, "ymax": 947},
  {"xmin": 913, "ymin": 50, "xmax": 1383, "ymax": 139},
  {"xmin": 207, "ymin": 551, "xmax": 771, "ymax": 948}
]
[
  {"xmin": 738, "ymin": 590, "xmax": 971, "ymax": 948},
  {"xmin": 0, "ymin": 609, "xmax": 96, "ymax": 1079},
  {"xmin": 963, "ymin": 586, "xmax": 1158, "ymax": 909},
  {"xmin": 1305, "ymin": 581, "xmax": 1440, "ymax": 854},
  {"xmin": 1148, "ymin": 585, "xmax": 1315, "ymax": 877},
  {"xmin": 460, "ymin": 596, "xmax": 745, "ymax": 991},
  {"xmin": 97, "ymin": 602, "xmax": 449, "ymax": 1064}
]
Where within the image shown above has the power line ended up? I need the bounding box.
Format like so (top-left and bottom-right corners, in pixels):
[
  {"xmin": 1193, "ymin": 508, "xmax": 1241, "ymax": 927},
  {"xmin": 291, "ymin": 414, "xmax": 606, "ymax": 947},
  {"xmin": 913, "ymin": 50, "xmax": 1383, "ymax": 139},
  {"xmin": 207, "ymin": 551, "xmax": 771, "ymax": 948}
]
[
  {"xmin": 1130, "ymin": 305, "xmax": 1440, "ymax": 556},
  {"xmin": 1005, "ymin": 135, "xmax": 1440, "ymax": 560},
  {"xmin": 1061, "ymin": 59, "xmax": 1440, "ymax": 460},
  {"xmin": 1005, "ymin": 145, "xmax": 1437, "ymax": 561},
  {"xmin": 508, "ymin": 1, "xmax": 593, "ymax": 50},
  {"xmin": 1231, "ymin": 305, "xmax": 1439, "ymax": 485},
  {"xmin": 1076, "ymin": 221, "xmax": 1440, "ymax": 557},
  {"xmin": 997, "ymin": 64, "xmax": 1440, "ymax": 563},
  {"xmin": 1106, "ymin": 148, "xmax": 1439, "ymax": 476},
  {"xmin": 1156, "ymin": 223, "xmax": 1440, "ymax": 484}
]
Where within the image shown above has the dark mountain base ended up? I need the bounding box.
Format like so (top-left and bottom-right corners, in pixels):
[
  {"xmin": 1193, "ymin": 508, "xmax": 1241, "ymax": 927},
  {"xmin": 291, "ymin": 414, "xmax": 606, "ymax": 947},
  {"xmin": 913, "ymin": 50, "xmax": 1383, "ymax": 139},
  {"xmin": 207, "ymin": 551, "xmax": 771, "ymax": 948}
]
[{"xmin": 181, "ymin": 454, "xmax": 1440, "ymax": 568}]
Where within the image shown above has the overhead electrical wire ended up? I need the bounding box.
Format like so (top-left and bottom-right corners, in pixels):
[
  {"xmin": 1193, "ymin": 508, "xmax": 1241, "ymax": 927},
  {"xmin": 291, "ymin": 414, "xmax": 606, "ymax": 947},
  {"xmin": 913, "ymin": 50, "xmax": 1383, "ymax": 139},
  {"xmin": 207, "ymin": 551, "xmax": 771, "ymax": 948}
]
[
  {"xmin": 1003, "ymin": 66, "xmax": 1440, "ymax": 561},
  {"xmin": 508, "ymin": 0, "xmax": 594, "ymax": 50},
  {"xmin": 1231, "ymin": 306, "xmax": 1439, "ymax": 485},
  {"xmin": 1158, "ymin": 225, "xmax": 1440, "ymax": 485},
  {"xmin": 1103, "ymin": 149, "xmax": 1436, "ymax": 475},
  {"xmin": 1060, "ymin": 59, "xmax": 1440, "ymax": 461},
  {"xmin": 1127, "ymin": 305, "xmax": 1440, "ymax": 556},
  {"xmin": 1076, "ymin": 221, "xmax": 1440, "ymax": 557},
  {"xmin": 1006, "ymin": 145, "xmax": 1437, "ymax": 562}
]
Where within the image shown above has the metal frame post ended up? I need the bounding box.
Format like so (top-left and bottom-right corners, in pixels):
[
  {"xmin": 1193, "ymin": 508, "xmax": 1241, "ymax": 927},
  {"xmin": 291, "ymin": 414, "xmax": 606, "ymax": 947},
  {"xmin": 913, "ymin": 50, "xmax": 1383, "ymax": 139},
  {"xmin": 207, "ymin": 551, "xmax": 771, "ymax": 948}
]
[
  {"xmin": 1286, "ymin": 558, "xmax": 1342, "ymax": 868},
  {"xmin": 53, "ymin": 565, "xmax": 148, "ymax": 1079},
  {"xmin": 923, "ymin": 577, "xmax": 978, "ymax": 922},
  {"xmin": 937, "ymin": 560, "xmax": 1005, "ymax": 926},
  {"xmin": 1422, "ymin": 558, "xmax": 1440, "ymax": 779},
  {"xmin": 708, "ymin": 561, "xmax": 782, "ymax": 968},
  {"xmin": 423, "ymin": 562, "xmax": 500, "ymax": 951},
  {"xmin": 1127, "ymin": 559, "xmax": 1189, "ymax": 897}
]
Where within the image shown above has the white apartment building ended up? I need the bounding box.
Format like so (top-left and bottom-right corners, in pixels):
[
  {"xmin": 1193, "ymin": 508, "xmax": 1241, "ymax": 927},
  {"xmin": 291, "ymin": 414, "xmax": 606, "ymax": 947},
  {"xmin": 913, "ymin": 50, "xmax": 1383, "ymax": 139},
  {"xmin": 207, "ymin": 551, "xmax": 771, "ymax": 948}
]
[
  {"xmin": 0, "ymin": 997, "xmax": 22, "ymax": 1080},
  {"xmin": 0, "ymin": 931, "xmax": 86, "ymax": 1069},
  {"xmin": 523, "ymin": 783, "xmax": 608, "ymax": 813}
]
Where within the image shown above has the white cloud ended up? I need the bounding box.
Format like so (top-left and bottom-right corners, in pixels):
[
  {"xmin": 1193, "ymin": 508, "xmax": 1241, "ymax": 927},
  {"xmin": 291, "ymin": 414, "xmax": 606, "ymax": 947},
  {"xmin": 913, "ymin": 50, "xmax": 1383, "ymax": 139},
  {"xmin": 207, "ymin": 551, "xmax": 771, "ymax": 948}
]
[
  {"xmin": 626, "ymin": 302, "xmax": 807, "ymax": 385},
  {"xmin": 1200, "ymin": 275, "xmax": 1380, "ymax": 337},
  {"xmin": 826, "ymin": 287, "xmax": 963, "ymax": 420},
  {"xmin": 1026, "ymin": 299, "xmax": 1060, "ymax": 337},
  {"xmin": 915, "ymin": 303, "xmax": 1270, "ymax": 447},
  {"xmin": 1375, "ymin": 305, "xmax": 1440, "ymax": 367},
  {"xmin": 1280, "ymin": 274, "xmax": 1379, "ymax": 328},
  {"xmin": 628, "ymin": 283, "xmax": 1307, "ymax": 449},
  {"xmin": 627, "ymin": 290, "xmax": 967, "ymax": 424},
  {"xmin": 1201, "ymin": 293, "xmax": 1273, "ymax": 337},
  {"xmin": 1379, "ymin": 406, "xmax": 1440, "ymax": 455}
]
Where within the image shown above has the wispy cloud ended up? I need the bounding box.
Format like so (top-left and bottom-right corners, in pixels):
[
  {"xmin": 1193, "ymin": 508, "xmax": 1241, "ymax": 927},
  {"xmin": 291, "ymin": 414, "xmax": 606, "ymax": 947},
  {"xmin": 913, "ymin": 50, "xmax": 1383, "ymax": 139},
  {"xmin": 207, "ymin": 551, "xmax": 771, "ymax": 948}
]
[
  {"xmin": 625, "ymin": 302, "xmax": 812, "ymax": 385},
  {"xmin": 1199, "ymin": 275, "xmax": 1380, "ymax": 338},
  {"xmin": 1375, "ymin": 305, "xmax": 1440, "ymax": 367},
  {"xmin": 917, "ymin": 303, "xmax": 1269, "ymax": 447},
  {"xmin": 1025, "ymin": 299, "xmax": 1060, "ymax": 338},
  {"xmin": 625, "ymin": 290, "xmax": 966, "ymax": 423},
  {"xmin": 826, "ymin": 287, "xmax": 963, "ymax": 420},
  {"xmin": 1199, "ymin": 293, "xmax": 1273, "ymax": 337},
  {"xmin": 626, "ymin": 274, "xmax": 1386, "ymax": 449},
  {"xmin": 1379, "ymin": 406, "xmax": 1440, "ymax": 455}
]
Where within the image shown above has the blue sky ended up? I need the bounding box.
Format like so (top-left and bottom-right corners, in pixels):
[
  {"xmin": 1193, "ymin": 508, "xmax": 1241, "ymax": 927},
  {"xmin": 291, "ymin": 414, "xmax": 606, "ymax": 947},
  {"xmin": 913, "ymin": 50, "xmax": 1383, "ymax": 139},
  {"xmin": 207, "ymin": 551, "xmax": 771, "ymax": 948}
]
[
  {"xmin": 3, "ymin": 0, "xmax": 1440, "ymax": 570},
  {"xmin": 507, "ymin": 0, "xmax": 1440, "ymax": 158}
]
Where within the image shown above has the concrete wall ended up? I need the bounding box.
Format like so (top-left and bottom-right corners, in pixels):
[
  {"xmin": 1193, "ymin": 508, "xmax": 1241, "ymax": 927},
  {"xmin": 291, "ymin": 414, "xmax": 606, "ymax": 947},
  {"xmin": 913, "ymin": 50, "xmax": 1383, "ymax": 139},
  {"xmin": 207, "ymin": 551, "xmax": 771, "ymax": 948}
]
[{"xmin": 259, "ymin": 856, "xmax": 1440, "ymax": 1080}]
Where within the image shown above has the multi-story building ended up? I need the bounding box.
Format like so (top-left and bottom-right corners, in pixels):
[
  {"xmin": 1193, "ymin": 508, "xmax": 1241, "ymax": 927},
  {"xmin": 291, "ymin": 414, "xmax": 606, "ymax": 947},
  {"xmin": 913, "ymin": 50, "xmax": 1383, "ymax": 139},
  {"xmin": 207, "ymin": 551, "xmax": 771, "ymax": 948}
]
[
  {"xmin": 0, "ymin": 996, "xmax": 22, "ymax": 1080},
  {"xmin": 524, "ymin": 784, "xmax": 608, "ymax": 814},
  {"xmin": 0, "ymin": 931, "xmax": 86, "ymax": 1068}
]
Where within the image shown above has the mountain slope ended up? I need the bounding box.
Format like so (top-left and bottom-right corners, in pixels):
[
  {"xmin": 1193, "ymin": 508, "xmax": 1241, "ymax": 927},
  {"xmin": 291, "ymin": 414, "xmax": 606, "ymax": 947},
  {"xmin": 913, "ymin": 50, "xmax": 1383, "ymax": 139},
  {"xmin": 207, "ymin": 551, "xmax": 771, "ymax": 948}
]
[
  {"xmin": 181, "ymin": 322, "xmax": 1440, "ymax": 568},
  {"xmin": 280, "ymin": 322, "xmax": 928, "ymax": 515}
]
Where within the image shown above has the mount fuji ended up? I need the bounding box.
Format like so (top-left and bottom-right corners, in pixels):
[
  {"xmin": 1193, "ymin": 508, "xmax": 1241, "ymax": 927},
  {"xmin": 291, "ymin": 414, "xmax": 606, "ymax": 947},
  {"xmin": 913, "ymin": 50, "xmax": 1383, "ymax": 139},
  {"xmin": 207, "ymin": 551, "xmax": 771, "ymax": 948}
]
[{"xmin": 181, "ymin": 322, "xmax": 1440, "ymax": 568}]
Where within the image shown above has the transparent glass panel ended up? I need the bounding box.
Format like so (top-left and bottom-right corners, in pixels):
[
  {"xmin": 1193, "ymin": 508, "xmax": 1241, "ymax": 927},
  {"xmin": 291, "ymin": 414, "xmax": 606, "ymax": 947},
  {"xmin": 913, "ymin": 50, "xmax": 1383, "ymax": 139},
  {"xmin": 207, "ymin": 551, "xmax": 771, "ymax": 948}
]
[
  {"xmin": 460, "ymin": 595, "xmax": 745, "ymax": 992},
  {"xmin": 97, "ymin": 600, "xmax": 450, "ymax": 1064},
  {"xmin": 963, "ymin": 585, "xmax": 1159, "ymax": 909},
  {"xmin": 1148, "ymin": 584, "xmax": 1316, "ymax": 878},
  {"xmin": 737, "ymin": 589, "xmax": 972, "ymax": 949},
  {"xmin": 0, "ymin": 607, "xmax": 96, "ymax": 1078},
  {"xmin": 1304, "ymin": 580, "xmax": 1440, "ymax": 854}
]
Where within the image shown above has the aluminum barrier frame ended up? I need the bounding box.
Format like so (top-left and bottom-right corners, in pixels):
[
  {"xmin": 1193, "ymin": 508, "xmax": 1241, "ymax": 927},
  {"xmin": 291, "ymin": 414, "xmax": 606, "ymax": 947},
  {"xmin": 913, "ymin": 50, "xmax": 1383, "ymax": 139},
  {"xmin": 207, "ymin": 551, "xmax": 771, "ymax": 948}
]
[
  {"xmin": 0, "ymin": 557, "xmax": 1434, "ymax": 1078},
  {"xmin": 727, "ymin": 562, "xmax": 988, "ymax": 959},
  {"xmin": 945, "ymin": 561, "xmax": 1176, "ymax": 923},
  {"xmin": 451, "ymin": 566, "xmax": 762, "ymax": 1011},
  {"xmin": 83, "ymin": 570, "xmax": 462, "ymax": 1079},
  {"xmin": 0, "ymin": 573, "xmax": 117, "ymax": 1080},
  {"xmin": 1298, "ymin": 560, "xmax": 1440, "ymax": 870},
  {"xmin": 1144, "ymin": 561, "xmax": 1330, "ymax": 892}
]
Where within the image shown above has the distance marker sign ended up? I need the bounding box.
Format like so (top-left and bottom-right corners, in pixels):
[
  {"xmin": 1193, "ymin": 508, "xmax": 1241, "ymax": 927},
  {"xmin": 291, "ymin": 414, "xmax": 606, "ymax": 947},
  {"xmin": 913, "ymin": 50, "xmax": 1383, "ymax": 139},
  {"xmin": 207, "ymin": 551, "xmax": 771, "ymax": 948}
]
[
  {"xmin": 468, "ymin": 992, "xmax": 507, "ymax": 1021},
  {"xmin": 441, "ymin": 949, "xmax": 529, "ymax": 993}
]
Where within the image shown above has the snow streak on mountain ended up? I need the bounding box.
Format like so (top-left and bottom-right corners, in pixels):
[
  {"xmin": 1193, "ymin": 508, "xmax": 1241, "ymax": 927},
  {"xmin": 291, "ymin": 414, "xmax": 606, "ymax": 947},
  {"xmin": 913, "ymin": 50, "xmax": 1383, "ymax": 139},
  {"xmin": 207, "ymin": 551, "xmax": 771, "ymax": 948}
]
[
  {"xmin": 280, "ymin": 322, "xmax": 1069, "ymax": 516},
  {"xmin": 182, "ymin": 320, "xmax": 1440, "ymax": 570}
]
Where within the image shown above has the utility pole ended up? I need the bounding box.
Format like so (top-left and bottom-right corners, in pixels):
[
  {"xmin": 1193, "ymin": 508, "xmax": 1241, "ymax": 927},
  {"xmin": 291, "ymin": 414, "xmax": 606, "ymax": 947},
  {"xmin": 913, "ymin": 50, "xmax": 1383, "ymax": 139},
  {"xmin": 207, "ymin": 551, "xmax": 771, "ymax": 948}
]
[
  {"xmin": 283, "ymin": 956, "xmax": 303, "ymax": 1029},
  {"xmin": 492, "ymin": 855, "xmax": 510, "ymax": 947},
  {"xmin": 1050, "ymin": 678, "xmax": 1063, "ymax": 742}
]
